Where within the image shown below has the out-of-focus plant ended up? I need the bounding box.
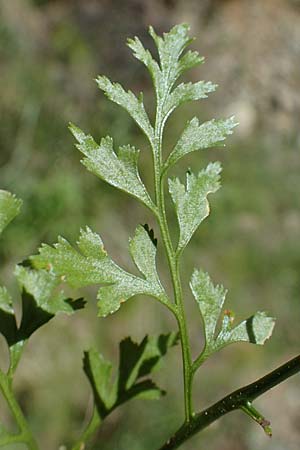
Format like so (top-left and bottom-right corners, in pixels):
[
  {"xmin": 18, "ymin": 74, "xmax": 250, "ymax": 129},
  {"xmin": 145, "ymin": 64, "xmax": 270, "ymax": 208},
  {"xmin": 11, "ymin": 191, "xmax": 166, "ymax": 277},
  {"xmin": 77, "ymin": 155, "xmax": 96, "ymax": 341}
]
[{"xmin": 0, "ymin": 24, "xmax": 299, "ymax": 450}]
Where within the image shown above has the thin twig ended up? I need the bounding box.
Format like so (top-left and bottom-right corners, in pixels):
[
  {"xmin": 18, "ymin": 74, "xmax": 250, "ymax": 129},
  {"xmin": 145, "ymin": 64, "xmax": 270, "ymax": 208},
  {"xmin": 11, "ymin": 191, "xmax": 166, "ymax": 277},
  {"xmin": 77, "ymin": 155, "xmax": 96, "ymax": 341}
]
[{"xmin": 158, "ymin": 354, "xmax": 300, "ymax": 450}]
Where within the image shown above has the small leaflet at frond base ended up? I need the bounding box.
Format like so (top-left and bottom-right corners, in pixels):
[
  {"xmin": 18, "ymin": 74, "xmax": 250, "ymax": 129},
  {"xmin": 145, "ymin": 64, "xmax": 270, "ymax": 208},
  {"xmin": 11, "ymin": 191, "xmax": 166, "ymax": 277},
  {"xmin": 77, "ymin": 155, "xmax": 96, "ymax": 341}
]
[
  {"xmin": 169, "ymin": 162, "xmax": 222, "ymax": 253},
  {"xmin": 31, "ymin": 226, "xmax": 168, "ymax": 317},
  {"xmin": 190, "ymin": 270, "xmax": 275, "ymax": 362}
]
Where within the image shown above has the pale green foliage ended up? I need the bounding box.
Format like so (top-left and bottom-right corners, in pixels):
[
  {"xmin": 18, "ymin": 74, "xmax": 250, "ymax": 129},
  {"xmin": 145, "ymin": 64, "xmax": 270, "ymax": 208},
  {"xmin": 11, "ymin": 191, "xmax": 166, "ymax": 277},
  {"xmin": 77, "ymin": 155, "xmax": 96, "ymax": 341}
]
[
  {"xmin": 15, "ymin": 266, "xmax": 78, "ymax": 316},
  {"xmin": 127, "ymin": 34, "xmax": 161, "ymax": 89},
  {"xmin": 0, "ymin": 190, "xmax": 85, "ymax": 449},
  {"xmin": 148, "ymin": 24, "xmax": 201, "ymax": 81},
  {"xmin": 0, "ymin": 190, "xmax": 82, "ymax": 379},
  {"xmin": 32, "ymin": 225, "xmax": 167, "ymax": 317},
  {"xmin": 162, "ymin": 81, "xmax": 217, "ymax": 119},
  {"xmin": 33, "ymin": 22, "xmax": 274, "ymax": 353},
  {"xmin": 129, "ymin": 225, "xmax": 159, "ymax": 282},
  {"xmin": 69, "ymin": 124, "xmax": 155, "ymax": 210},
  {"xmin": 128, "ymin": 24, "xmax": 206, "ymax": 120},
  {"xmin": 96, "ymin": 76, "xmax": 154, "ymax": 143},
  {"xmin": 0, "ymin": 24, "xmax": 280, "ymax": 450},
  {"xmin": 164, "ymin": 116, "xmax": 238, "ymax": 171},
  {"xmin": 21, "ymin": 24, "xmax": 279, "ymax": 449},
  {"xmin": 0, "ymin": 287, "xmax": 13, "ymax": 314},
  {"xmin": 84, "ymin": 333, "xmax": 179, "ymax": 418},
  {"xmin": 215, "ymin": 311, "xmax": 275, "ymax": 350},
  {"xmin": 169, "ymin": 162, "xmax": 221, "ymax": 252},
  {"xmin": 190, "ymin": 270, "xmax": 275, "ymax": 358},
  {"xmin": 51, "ymin": 23, "xmax": 240, "ymax": 323},
  {"xmin": 0, "ymin": 190, "xmax": 22, "ymax": 235},
  {"xmin": 0, "ymin": 265, "xmax": 82, "ymax": 349}
]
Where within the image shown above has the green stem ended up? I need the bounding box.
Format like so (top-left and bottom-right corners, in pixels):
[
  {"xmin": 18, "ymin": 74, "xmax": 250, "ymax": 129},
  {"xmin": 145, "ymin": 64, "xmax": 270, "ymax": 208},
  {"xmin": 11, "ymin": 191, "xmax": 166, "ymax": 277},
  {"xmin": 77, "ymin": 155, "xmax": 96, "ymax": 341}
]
[
  {"xmin": 0, "ymin": 370, "xmax": 39, "ymax": 450},
  {"xmin": 172, "ymin": 255, "xmax": 193, "ymax": 420},
  {"xmin": 157, "ymin": 204, "xmax": 193, "ymax": 421},
  {"xmin": 152, "ymin": 103, "xmax": 193, "ymax": 422},
  {"xmin": 0, "ymin": 432, "xmax": 28, "ymax": 447},
  {"xmin": 158, "ymin": 354, "xmax": 300, "ymax": 449},
  {"xmin": 72, "ymin": 408, "xmax": 102, "ymax": 450},
  {"xmin": 240, "ymin": 401, "xmax": 272, "ymax": 437},
  {"xmin": 191, "ymin": 349, "xmax": 209, "ymax": 375}
]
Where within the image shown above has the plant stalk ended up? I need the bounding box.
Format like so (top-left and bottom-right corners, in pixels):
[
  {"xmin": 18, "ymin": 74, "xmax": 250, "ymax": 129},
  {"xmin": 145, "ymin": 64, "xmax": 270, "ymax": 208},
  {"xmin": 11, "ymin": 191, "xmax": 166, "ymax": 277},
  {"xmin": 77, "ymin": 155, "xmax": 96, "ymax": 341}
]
[
  {"xmin": 72, "ymin": 408, "xmax": 102, "ymax": 450},
  {"xmin": 152, "ymin": 105, "xmax": 193, "ymax": 421},
  {"xmin": 158, "ymin": 354, "xmax": 300, "ymax": 449},
  {"xmin": 0, "ymin": 370, "xmax": 39, "ymax": 450}
]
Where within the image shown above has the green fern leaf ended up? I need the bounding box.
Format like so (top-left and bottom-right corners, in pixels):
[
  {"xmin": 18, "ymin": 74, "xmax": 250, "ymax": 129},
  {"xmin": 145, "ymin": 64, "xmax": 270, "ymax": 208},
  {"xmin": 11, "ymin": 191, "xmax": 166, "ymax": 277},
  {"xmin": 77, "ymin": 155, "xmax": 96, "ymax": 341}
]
[
  {"xmin": 149, "ymin": 24, "xmax": 203, "ymax": 91},
  {"xmin": 96, "ymin": 76, "xmax": 154, "ymax": 143},
  {"xmin": 69, "ymin": 124, "xmax": 155, "ymax": 211},
  {"xmin": 190, "ymin": 270, "xmax": 275, "ymax": 358},
  {"xmin": 31, "ymin": 226, "xmax": 168, "ymax": 317},
  {"xmin": 84, "ymin": 332, "xmax": 179, "ymax": 419},
  {"xmin": 165, "ymin": 116, "xmax": 238, "ymax": 171},
  {"xmin": 163, "ymin": 81, "xmax": 217, "ymax": 119},
  {"xmin": 169, "ymin": 162, "xmax": 222, "ymax": 252}
]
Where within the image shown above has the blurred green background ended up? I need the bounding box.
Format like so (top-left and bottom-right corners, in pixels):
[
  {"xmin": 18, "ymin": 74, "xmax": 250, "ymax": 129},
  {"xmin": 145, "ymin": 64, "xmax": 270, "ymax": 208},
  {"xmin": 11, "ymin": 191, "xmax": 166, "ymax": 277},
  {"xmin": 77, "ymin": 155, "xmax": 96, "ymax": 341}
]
[{"xmin": 0, "ymin": 0, "xmax": 300, "ymax": 449}]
